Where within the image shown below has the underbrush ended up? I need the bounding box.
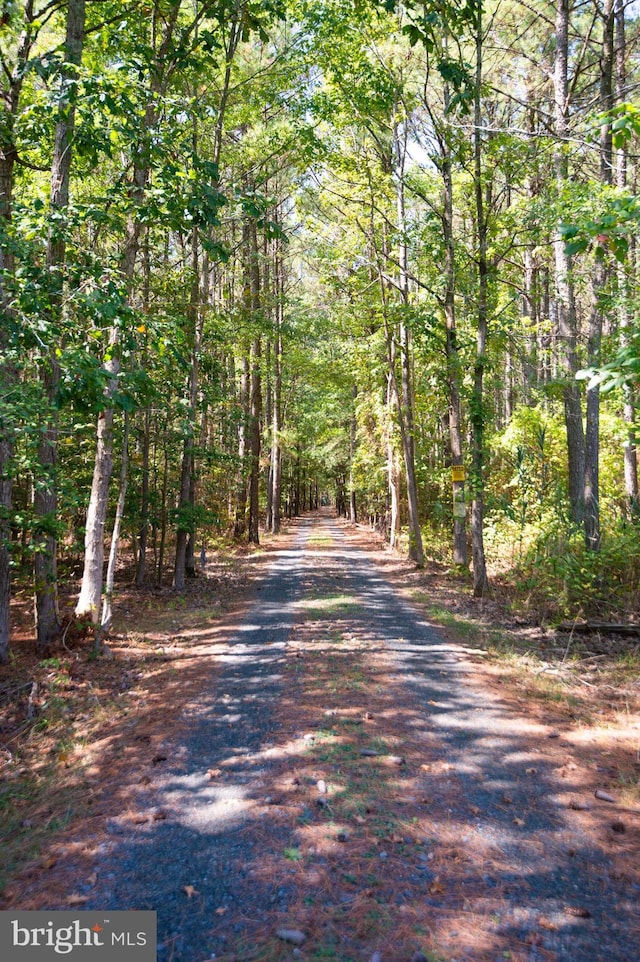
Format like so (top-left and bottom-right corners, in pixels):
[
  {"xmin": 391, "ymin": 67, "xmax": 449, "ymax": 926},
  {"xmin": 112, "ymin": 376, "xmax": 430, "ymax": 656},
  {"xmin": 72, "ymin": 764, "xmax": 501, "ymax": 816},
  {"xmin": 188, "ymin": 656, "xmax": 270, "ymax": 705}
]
[{"xmin": 489, "ymin": 517, "xmax": 640, "ymax": 623}]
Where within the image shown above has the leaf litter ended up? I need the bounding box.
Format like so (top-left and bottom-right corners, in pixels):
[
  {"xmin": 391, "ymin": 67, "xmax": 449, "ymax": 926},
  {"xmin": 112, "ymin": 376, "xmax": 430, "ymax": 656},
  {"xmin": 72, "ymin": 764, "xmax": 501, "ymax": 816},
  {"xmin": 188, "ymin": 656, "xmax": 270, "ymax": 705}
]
[{"xmin": 1, "ymin": 515, "xmax": 639, "ymax": 960}]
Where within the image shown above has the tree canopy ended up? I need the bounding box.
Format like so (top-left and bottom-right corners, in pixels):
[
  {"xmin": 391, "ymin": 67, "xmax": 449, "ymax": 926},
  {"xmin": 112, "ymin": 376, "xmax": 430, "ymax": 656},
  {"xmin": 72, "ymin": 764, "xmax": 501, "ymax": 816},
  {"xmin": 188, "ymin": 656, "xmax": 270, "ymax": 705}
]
[{"xmin": 2, "ymin": 0, "xmax": 640, "ymax": 660}]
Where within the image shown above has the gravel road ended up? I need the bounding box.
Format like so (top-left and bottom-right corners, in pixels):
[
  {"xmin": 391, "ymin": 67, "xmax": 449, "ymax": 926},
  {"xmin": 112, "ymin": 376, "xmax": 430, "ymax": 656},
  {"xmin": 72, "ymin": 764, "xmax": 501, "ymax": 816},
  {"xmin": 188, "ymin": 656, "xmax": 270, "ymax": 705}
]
[{"xmin": 70, "ymin": 515, "xmax": 637, "ymax": 961}]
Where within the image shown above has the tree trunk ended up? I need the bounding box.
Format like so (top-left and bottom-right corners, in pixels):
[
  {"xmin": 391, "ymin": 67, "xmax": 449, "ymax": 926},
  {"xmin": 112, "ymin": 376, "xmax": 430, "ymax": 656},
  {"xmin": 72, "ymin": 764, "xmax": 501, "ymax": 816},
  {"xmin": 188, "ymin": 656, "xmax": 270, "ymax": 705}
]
[
  {"xmin": 136, "ymin": 407, "xmax": 151, "ymax": 586},
  {"xmin": 233, "ymin": 355, "xmax": 250, "ymax": 537},
  {"xmin": 174, "ymin": 227, "xmax": 201, "ymax": 588},
  {"xmin": 35, "ymin": 0, "xmax": 86, "ymax": 650},
  {"xmin": 75, "ymin": 353, "xmax": 118, "ymax": 621},
  {"xmin": 394, "ymin": 125, "xmax": 424, "ymax": 566},
  {"xmin": 471, "ymin": 1, "xmax": 490, "ymax": 597},
  {"xmin": 248, "ymin": 337, "xmax": 262, "ymax": 544},
  {"xmin": 442, "ymin": 120, "xmax": 468, "ymax": 566},
  {"xmin": 614, "ymin": 0, "xmax": 638, "ymax": 511},
  {"xmin": 584, "ymin": 0, "xmax": 614, "ymax": 550},
  {"xmin": 99, "ymin": 413, "xmax": 129, "ymax": 643},
  {"xmin": 247, "ymin": 220, "xmax": 262, "ymax": 545},
  {"xmin": 554, "ymin": 0, "xmax": 585, "ymax": 525},
  {"xmin": 270, "ymin": 238, "xmax": 283, "ymax": 534}
]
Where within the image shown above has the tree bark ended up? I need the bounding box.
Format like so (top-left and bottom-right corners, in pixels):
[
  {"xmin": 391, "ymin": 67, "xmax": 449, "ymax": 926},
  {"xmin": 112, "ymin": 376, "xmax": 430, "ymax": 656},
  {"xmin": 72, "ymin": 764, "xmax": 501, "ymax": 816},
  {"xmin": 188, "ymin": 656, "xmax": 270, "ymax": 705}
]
[
  {"xmin": 471, "ymin": 0, "xmax": 490, "ymax": 597},
  {"xmin": 99, "ymin": 413, "xmax": 129, "ymax": 642},
  {"xmin": 554, "ymin": 0, "xmax": 585, "ymax": 525},
  {"xmin": 174, "ymin": 227, "xmax": 201, "ymax": 589},
  {"xmin": 584, "ymin": 0, "xmax": 614, "ymax": 551},
  {"xmin": 394, "ymin": 124, "xmax": 424, "ymax": 566},
  {"xmin": 270, "ymin": 234, "xmax": 283, "ymax": 534},
  {"xmin": 614, "ymin": 0, "xmax": 638, "ymax": 511},
  {"xmin": 349, "ymin": 384, "xmax": 358, "ymax": 524},
  {"xmin": 247, "ymin": 221, "xmax": 262, "ymax": 545},
  {"xmin": 442, "ymin": 115, "xmax": 468, "ymax": 566}
]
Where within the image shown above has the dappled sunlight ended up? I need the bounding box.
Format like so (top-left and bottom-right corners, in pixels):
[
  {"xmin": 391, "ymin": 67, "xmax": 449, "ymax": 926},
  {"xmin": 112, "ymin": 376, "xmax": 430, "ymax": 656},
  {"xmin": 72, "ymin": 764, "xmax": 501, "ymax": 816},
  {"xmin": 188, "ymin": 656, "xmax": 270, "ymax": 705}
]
[{"xmin": 8, "ymin": 515, "xmax": 637, "ymax": 961}]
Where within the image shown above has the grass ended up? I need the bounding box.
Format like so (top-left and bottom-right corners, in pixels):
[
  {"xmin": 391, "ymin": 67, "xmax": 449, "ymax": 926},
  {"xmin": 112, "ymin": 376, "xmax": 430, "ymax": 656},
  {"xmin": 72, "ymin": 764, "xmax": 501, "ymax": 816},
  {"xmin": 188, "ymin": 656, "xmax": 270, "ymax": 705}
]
[{"xmin": 300, "ymin": 594, "xmax": 362, "ymax": 617}]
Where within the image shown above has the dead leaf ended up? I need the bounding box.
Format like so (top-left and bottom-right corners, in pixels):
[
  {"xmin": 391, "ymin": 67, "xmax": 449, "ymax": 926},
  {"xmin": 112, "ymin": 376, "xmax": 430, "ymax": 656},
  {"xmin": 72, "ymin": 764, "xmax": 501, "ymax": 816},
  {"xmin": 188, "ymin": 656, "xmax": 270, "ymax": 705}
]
[
  {"xmin": 502, "ymin": 795, "xmax": 513, "ymax": 805},
  {"xmin": 183, "ymin": 885, "xmax": 199, "ymax": 898},
  {"xmin": 469, "ymin": 805, "xmax": 481, "ymax": 816},
  {"xmin": 207, "ymin": 768, "xmax": 222, "ymax": 779},
  {"xmin": 428, "ymin": 878, "xmax": 445, "ymax": 895},
  {"xmin": 513, "ymin": 817, "xmax": 525, "ymax": 827},
  {"xmin": 67, "ymin": 894, "xmax": 88, "ymax": 905},
  {"xmin": 215, "ymin": 907, "xmax": 227, "ymax": 916},
  {"xmin": 525, "ymin": 767, "xmax": 538, "ymax": 775},
  {"xmin": 41, "ymin": 857, "xmax": 57, "ymax": 870}
]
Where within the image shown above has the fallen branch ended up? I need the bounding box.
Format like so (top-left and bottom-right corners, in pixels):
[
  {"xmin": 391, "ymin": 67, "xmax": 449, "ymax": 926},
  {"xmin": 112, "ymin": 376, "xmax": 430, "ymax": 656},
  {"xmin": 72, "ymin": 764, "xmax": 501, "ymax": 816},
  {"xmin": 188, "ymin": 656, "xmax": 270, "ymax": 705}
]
[{"xmin": 557, "ymin": 621, "xmax": 640, "ymax": 637}]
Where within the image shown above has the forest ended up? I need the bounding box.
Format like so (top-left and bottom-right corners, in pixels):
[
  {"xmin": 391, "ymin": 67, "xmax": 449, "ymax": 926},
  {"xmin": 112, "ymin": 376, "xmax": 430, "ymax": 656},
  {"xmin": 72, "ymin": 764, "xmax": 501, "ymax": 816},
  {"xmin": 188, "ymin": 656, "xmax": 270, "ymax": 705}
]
[{"xmin": 2, "ymin": 0, "xmax": 640, "ymax": 660}]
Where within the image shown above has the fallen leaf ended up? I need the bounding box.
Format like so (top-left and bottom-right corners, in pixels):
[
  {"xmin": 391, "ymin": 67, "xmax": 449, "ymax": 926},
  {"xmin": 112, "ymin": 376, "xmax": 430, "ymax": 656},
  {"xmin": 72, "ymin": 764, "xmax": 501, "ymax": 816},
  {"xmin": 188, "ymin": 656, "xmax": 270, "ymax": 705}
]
[
  {"xmin": 41, "ymin": 857, "xmax": 57, "ymax": 870},
  {"xmin": 470, "ymin": 805, "xmax": 481, "ymax": 816},
  {"xmin": 525, "ymin": 767, "xmax": 538, "ymax": 775},
  {"xmin": 428, "ymin": 878, "xmax": 445, "ymax": 895},
  {"xmin": 215, "ymin": 907, "xmax": 227, "ymax": 916},
  {"xmin": 67, "ymin": 894, "xmax": 88, "ymax": 905},
  {"xmin": 513, "ymin": 817, "xmax": 525, "ymax": 827},
  {"xmin": 207, "ymin": 768, "xmax": 222, "ymax": 779},
  {"xmin": 502, "ymin": 795, "xmax": 513, "ymax": 805},
  {"xmin": 183, "ymin": 885, "xmax": 199, "ymax": 898}
]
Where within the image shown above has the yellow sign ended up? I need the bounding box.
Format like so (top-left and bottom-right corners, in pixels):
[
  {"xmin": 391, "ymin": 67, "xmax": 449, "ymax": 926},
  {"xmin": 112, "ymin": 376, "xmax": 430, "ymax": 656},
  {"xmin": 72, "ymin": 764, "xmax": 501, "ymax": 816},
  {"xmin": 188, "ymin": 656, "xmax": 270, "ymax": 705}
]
[{"xmin": 451, "ymin": 465, "xmax": 466, "ymax": 482}]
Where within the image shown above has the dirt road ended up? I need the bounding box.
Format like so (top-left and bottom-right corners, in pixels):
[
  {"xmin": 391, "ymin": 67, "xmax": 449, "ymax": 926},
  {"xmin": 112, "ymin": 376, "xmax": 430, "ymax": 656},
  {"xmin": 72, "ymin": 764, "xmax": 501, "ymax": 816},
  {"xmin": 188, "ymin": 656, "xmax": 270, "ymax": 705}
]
[{"xmin": 23, "ymin": 515, "xmax": 640, "ymax": 961}]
